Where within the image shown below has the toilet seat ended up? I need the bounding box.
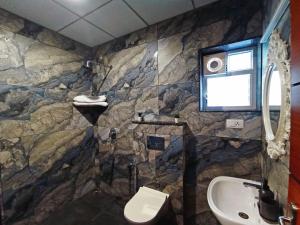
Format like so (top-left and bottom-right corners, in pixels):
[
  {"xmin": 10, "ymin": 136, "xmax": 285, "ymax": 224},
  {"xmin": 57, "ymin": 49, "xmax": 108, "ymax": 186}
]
[{"xmin": 124, "ymin": 187, "xmax": 169, "ymax": 224}]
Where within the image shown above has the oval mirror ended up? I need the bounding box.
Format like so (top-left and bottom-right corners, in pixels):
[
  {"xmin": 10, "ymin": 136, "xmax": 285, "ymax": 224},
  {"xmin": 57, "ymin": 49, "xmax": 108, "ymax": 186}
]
[
  {"xmin": 262, "ymin": 30, "xmax": 291, "ymax": 159},
  {"xmin": 269, "ymin": 65, "xmax": 281, "ymax": 135}
]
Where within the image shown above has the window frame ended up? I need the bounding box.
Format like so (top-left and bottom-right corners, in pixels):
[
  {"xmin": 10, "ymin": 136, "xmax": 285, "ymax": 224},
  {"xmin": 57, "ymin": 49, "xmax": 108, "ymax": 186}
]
[{"xmin": 199, "ymin": 38, "xmax": 262, "ymax": 112}]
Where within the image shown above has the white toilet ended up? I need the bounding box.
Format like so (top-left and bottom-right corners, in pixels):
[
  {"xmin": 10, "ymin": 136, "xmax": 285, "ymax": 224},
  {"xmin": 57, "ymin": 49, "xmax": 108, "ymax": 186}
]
[{"xmin": 124, "ymin": 186, "xmax": 169, "ymax": 225}]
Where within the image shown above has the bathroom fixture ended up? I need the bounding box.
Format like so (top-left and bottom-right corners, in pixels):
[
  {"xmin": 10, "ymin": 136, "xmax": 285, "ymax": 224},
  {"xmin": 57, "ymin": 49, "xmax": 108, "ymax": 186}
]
[
  {"xmin": 109, "ymin": 128, "xmax": 117, "ymax": 141},
  {"xmin": 258, "ymin": 180, "xmax": 280, "ymax": 222},
  {"xmin": 83, "ymin": 59, "xmax": 112, "ymax": 71},
  {"xmin": 83, "ymin": 60, "xmax": 94, "ymax": 70},
  {"xmin": 124, "ymin": 186, "xmax": 169, "ymax": 225},
  {"xmin": 207, "ymin": 176, "xmax": 276, "ymax": 225},
  {"xmin": 243, "ymin": 182, "xmax": 261, "ymax": 189},
  {"xmin": 147, "ymin": 136, "xmax": 165, "ymax": 151},
  {"xmin": 262, "ymin": 30, "xmax": 291, "ymax": 159},
  {"xmin": 128, "ymin": 160, "xmax": 138, "ymax": 195},
  {"xmin": 82, "ymin": 57, "xmax": 113, "ymax": 95},
  {"xmin": 278, "ymin": 202, "xmax": 298, "ymax": 225}
]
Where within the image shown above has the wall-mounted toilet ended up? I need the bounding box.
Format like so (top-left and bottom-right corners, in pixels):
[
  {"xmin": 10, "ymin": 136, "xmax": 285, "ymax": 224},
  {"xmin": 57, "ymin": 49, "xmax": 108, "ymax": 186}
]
[{"xmin": 124, "ymin": 186, "xmax": 169, "ymax": 225}]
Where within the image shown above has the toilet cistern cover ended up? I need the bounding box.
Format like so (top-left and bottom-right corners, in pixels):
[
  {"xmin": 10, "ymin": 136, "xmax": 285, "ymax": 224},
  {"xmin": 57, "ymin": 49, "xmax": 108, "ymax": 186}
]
[{"xmin": 124, "ymin": 187, "xmax": 169, "ymax": 223}]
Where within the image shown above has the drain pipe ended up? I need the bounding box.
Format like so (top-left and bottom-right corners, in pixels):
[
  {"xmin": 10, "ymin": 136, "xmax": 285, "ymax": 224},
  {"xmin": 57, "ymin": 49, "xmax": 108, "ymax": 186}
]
[{"xmin": 0, "ymin": 164, "xmax": 5, "ymax": 225}]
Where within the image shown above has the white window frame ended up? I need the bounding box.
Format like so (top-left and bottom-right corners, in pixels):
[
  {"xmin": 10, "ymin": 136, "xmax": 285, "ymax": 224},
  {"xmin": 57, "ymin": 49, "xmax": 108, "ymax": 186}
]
[{"xmin": 201, "ymin": 47, "xmax": 258, "ymax": 111}]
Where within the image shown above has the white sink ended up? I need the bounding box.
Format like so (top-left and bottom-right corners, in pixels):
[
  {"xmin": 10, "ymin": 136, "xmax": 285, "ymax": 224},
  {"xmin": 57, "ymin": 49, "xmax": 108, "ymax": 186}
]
[{"xmin": 207, "ymin": 176, "xmax": 277, "ymax": 225}]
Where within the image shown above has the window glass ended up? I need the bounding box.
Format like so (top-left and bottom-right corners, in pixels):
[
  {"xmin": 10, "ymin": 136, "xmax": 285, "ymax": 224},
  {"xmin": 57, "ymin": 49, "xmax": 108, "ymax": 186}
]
[
  {"xmin": 227, "ymin": 50, "xmax": 253, "ymax": 72},
  {"xmin": 206, "ymin": 74, "xmax": 251, "ymax": 107}
]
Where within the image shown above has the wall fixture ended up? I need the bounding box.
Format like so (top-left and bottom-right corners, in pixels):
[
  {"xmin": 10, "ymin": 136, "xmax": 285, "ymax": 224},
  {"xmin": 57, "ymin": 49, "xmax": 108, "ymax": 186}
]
[{"xmin": 262, "ymin": 30, "xmax": 291, "ymax": 159}]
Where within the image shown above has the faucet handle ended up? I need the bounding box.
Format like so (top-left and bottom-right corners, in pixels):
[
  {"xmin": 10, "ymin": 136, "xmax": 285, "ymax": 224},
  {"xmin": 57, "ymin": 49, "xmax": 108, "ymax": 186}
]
[{"xmin": 279, "ymin": 202, "xmax": 298, "ymax": 225}]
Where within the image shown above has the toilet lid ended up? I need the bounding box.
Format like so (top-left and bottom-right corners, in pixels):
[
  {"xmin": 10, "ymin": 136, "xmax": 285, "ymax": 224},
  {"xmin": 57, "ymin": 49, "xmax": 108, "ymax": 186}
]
[{"xmin": 124, "ymin": 187, "xmax": 169, "ymax": 223}]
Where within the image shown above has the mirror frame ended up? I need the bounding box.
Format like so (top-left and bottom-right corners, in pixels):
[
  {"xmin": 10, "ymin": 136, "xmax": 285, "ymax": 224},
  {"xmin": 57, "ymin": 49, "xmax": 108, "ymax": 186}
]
[{"xmin": 262, "ymin": 30, "xmax": 291, "ymax": 159}]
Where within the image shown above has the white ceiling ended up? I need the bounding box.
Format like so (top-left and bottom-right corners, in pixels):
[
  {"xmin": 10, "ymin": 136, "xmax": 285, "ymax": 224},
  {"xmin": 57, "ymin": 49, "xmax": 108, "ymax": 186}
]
[{"xmin": 0, "ymin": 0, "xmax": 218, "ymax": 47}]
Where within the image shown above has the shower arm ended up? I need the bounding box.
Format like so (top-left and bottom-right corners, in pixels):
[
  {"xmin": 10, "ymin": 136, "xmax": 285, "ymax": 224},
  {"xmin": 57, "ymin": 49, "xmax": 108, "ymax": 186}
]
[{"xmin": 97, "ymin": 64, "xmax": 113, "ymax": 93}]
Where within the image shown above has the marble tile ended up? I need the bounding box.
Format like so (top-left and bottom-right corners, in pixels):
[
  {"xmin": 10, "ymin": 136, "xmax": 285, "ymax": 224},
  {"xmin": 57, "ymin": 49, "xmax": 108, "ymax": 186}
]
[
  {"xmin": 0, "ymin": 1, "xmax": 265, "ymax": 225},
  {"xmin": 0, "ymin": 10, "xmax": 96, "ymax": 225},
  {"xmin": 0, "ymin": 8, "xmax": 24, "ymax": 33},
  {"xmin": 1, "ymin": 127, "xmax": 98, "ymax": 224},
  {"xmin": 94, "ymin": 41, "xmax": 158, "ymax": 92},
  {"xmin": 157, "ymin": 0, "xmax": 262, "ymax": 40},
  {"xmin": 96, "ymin": 25, "xmax": 157, "ymax": 55},
  {"xmin": 158, "ymin": 82, "xmax": 198, "ymax": 116},
  {"xmin": 158, "ymin": 19, "xmax": 232, "ymax": 85}
]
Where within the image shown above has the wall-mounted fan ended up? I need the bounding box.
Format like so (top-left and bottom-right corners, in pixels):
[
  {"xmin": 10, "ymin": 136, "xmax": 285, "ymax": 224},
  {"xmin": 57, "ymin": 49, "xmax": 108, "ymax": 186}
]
[{"xmin": 203, "ymin": 52, "xmax": 225, "ymax": 75}]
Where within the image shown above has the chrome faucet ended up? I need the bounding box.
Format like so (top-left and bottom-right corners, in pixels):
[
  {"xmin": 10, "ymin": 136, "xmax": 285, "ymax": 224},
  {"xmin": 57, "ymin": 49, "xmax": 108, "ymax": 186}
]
[
  {"xmin": 279, "ymin": 202, "xmax": 298, "ymax": 225},
  {"xmin": 243, "ymin": 182, "xmax": 262, "ymax": 189}
]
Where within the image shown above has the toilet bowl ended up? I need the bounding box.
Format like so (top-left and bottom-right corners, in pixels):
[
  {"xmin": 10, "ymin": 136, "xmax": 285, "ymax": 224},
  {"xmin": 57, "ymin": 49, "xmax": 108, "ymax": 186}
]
[{"xmin": 124, "ymin": 186, "xmax": 169, "ymax": 225}]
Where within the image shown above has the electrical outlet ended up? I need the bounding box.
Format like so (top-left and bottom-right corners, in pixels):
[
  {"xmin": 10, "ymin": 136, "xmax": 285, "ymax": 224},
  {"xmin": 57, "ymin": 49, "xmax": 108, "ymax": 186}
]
[{"xmin": 226, "ymin": 119, "xmax": 244, "ymax": 129}]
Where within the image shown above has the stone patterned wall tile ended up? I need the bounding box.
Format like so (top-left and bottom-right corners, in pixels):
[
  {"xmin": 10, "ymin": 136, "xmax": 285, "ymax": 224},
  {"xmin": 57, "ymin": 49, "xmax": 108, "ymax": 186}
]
[
  {"xmin": 96, "ymin": 25, "xmax": 157, "ymax": 55},
  {"xmin": 24, "ymin": 43, "xmax": 83, "ymax": 85},
  {"xmin": 36, "ymin": 29, "xmax": 91, "ymax": 56},
  {"xmin": 0, "ymin": 8, "xmax": 97, "ymax": 225},
  {"xmin": 245, "ymin": 11, "xmax": 263, "ymax": 39},
  {"xmin": 158, "ymin": 33, "xmax": 196, "ymax": 85},
  {"xmin": 129, "ymin": 123, "xmax": 156, "ymax": 134},
  {"xmin": 158, "ymin": 20, "xmax": 232, "ymax": 85},
  {"xmin": 109, "ymin": 85, "xmax": 159, "ymax": 115},
  {"xmin": 0, "ymin": 8, "xmax": 90, "ymax": 57},
  {"xmin": 159, "ymin": 82, "xmax": 198, "ymax": 116},
  {"xmin": 263, "ymin": 0, "xmax": 281, "ymax": 32},
  {"xmin": 261, "ymin": 150, "xmax": 289, "ymax": 205},
  {"xmin": 157, "ymin": 0, "xmax": 262, "ymax": 40},
  {"xmin": 0, "ymin": 100, "xmax": 94, "ymax": 139},
  {"xmin": 180, "ymin": 105, "xmax": 262, "ymax": 140},
  {"xmin": 155, "ymin": 125, "xmax": 184, "ymax": 136},
  {"xmin": 0, "ymin": 31, "xmax": 24, "ymax": 71},
  {"xmin": 0, "ymin": 30, "xmax": 86, "ymax": 86},
  {"xmin": 94, "ymin": 41, "xmax": 158, "ymax": 92},
  {"xmin": 0, "ymin": 9, "xmax": 24, "ymax": 33},
  {"xmin": 185, "ymin": 135, "xmax": 261, "ymax": 177},
  {"xmin": 215, "ymin": 112, "xmax": 262, "ymax": 140},
  {"xmin": 0, "ymin": 1, "xmax": 265, "ymax": 225},
  {"xmin": 1, "ymin": 127, "xmax": 98, "ymax": 224},
  {"xmin": 97, "ymin": 99, "xmax": 136, "ymax": 130}
]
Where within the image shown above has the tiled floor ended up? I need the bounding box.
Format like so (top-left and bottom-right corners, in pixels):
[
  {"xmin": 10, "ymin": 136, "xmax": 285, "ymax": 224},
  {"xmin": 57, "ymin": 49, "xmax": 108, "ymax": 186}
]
[{"xmin": 40, "ymin": 192, "xmax": 128, "ymax": 225}]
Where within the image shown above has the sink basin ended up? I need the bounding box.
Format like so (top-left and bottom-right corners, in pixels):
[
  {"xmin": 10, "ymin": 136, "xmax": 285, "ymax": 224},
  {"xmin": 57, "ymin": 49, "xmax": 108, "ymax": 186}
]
[{"xmin": 207, "ymin": 176, "xmax": 277, "ymax": 225}]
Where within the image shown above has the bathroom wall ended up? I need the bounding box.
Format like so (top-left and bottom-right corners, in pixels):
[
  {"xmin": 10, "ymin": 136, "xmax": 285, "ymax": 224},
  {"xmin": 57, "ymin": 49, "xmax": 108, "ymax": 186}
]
[
  {"xmin": 261, "ymin": 0, "xmax": 291, "ymax": 206},
  {"xmin": 0, "ymin": 9, "xmax": 99, "ymax": 225},
  {"xmin": 93, "ymin": 0, "xmax": 264, "ymax": 224}
]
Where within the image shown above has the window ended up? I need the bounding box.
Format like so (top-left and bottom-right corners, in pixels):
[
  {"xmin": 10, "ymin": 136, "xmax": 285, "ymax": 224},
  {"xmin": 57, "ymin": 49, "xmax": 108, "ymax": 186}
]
[{"xmin": 200, "ymin": 43, "xmax": 259, "ymax": 111}]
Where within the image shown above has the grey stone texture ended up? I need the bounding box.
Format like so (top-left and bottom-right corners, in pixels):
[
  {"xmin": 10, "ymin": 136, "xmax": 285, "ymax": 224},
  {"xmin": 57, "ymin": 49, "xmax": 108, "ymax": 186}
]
[{"xmin": 0, "ymin": 0, "xmax": 266, "ymax": 224}]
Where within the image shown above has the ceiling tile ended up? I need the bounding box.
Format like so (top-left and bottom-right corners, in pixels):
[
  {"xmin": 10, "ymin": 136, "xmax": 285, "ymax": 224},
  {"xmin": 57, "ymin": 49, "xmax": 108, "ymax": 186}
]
[
  {"xmin": 85, "ymin": 0, "xmax": 146, "ymax": 38},
  {"xmin": 59, "ymin": 19, "xmax": 113, "ymax": 47},
  {"xmin": 193, "ymin": 0, "xmax": 218, "ymax": 8},
  {"xmin": 53, "ymin": 0, "xmax": 111, "ymax": 16},
  {"xmin": 0, "ymin": 0, "xmax": 78, "ymax": 31},
  {"xmin": 125, "ymin": 0, "xmax": 193, "ymax": 25}
]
